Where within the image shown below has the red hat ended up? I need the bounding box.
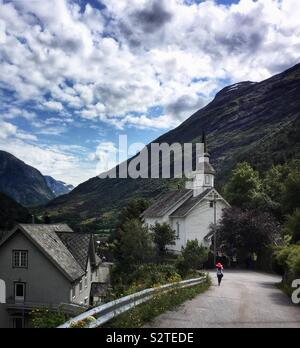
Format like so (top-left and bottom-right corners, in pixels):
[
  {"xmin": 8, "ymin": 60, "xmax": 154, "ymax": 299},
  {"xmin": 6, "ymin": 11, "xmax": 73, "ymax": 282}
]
[{"xmin": 216, "ymin": 263, "xmax": 223, "ymax": 269}]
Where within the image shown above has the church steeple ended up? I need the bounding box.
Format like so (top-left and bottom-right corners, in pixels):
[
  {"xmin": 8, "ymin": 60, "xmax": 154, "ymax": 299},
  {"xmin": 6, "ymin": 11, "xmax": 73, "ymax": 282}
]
[
  {"xmin": 201, "ymin": 131, "xmax": 207, "ymax": 154},
  {"xmin": 185, "ymin": 133, "xmax": 216, "ymax": 196}
]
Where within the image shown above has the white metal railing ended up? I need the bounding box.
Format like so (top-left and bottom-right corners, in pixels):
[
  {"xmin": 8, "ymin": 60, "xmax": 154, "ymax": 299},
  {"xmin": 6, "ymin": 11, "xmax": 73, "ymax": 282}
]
[{"xmin": 58, "ymin": 274, "xmax": 208, "ymax": 328}]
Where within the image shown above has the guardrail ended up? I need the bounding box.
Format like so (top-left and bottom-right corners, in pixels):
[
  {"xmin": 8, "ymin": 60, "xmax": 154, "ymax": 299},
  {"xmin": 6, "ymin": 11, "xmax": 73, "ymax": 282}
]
[{"xmin": 58, "ymin": 274, "xmax": 208, "ymax": 328}]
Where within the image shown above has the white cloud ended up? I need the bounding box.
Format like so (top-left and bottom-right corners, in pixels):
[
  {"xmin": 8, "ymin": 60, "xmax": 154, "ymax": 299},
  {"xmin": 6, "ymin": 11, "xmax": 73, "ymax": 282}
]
[
  {"xmin": 1, "ymin": 0, "xmax": 299, "ymax": 132},
  {"xmin": 43, "ymin": 100, "xmax": 64, "ymax": 111},
  {"xmin": 0, "ymin": 120, "xmax": 17, "ymax": 139},
  {"xmin": 0, "ymin": 0, "xmax": 300, "ymax": 183},
  {"xmin": 0, "ymin": 120, "xmax": 37, "ymax": 141},
  {"xmin": 0, "ymin": 137, "xmax": 95, "ymax": 186}
]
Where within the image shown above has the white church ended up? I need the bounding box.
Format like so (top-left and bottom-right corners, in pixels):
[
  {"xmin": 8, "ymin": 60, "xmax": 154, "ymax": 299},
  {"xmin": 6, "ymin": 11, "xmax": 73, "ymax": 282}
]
[{"xmin": 142, "ymin": 142, "xmax": 230, "ymax": 253}]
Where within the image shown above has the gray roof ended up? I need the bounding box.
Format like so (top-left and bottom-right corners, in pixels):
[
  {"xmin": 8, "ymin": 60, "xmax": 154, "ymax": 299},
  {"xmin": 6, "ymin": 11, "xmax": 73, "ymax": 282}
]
[
  {"xmin": 0, "ymin": 224, "xmax": 96, "ymax": 282},
  {"xmin": 170, "ymin": 189, "xmax": 213, "ymax": 217},
  {"xmin": 204, "ymin": 161, "xmax": 216, "ymax": 175},
  {"xmin": 141, "ymin": 189, "xmax": 192, "ymax": 218},
  {"xmin": 58, "ymin": 232, "xmax": 91, "ymax": 271}
]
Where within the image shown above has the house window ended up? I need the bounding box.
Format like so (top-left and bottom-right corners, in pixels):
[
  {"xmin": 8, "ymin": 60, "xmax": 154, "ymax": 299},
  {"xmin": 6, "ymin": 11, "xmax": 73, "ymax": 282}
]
[
  {"xmin": 84, "ymin": 297, "xmax": 88, "ymax": 305},
  {"xmin": 71, "ymin": 286, "xmax": 76, "ymax": 299},
  {"xmin": 209, "ymin": 201, "xmax": 214, "ymax": 208},
  {"xmin": 14, "ymin": 282, "xmax": 25, "ymax": 302},
  {"xmin": 79, "ymin": 279, "xmax": 83, "ymax": 292},
  {"xmin": 205, "ymin": 175, "xmax": 210, "ymax": 185},
  {"xmin": 12, "ymin": 250, "xmax": 28, "ymax": 268},
  {"xmin": 176, "ymin": 222, "xmax": 180, "ymax": 238},
  {"xmin": 84, "ymin": 275, "xmax": 88, "ymax": 288},
  {"xmin": 90, "ymin": 272, "xmax": 93, "ymax": 282}
]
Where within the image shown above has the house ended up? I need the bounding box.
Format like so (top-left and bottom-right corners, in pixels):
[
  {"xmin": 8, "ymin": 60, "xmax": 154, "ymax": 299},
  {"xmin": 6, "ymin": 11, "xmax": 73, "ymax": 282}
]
[
  {"xmin": 142, "ymin": 143, "xmax": 230, "ymax": 253},
  {"xmin": 0, "ymin": 224, "xmax": 110, "ymax": 328}
]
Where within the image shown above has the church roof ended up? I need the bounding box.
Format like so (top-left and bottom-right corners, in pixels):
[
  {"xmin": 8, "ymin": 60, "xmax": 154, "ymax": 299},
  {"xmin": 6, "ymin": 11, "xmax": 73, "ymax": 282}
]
[
  {"xmin": 141, "ymin": 189, "xmax": 192, "ymax": 218},
  {"xmin": 203, "ymin": 161, "xmax": 216, "ymax": 175},
  {"xmin": 170, "ymin": 188, "xmax": 213, "ymax": 217}
]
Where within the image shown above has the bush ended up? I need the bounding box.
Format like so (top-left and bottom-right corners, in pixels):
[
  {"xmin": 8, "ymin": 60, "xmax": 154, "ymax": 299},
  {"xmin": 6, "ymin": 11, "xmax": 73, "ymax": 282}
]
[
  {"xmin": 30, "ymin": 306, "xmax": 70, "ymax": 328},
  {"xmin": 283, "ymin": 208, "xmax": 300, "ymax": 243},
  {"xmin": 150, "ymin": 223, "xmax": 176, "ymax": 260},
  {"xmin": 70, "ymin": 316, "xmax": 97, "ymax": 328},
  {"xmin": 104, "ymin": 277, "xmax": 211, "ymax": 328},
  {"xmin": 110, "ymin": 263, "xmax": 182, "ymax": 298},
  {"xmin": 273, "ymin": 244, "xmax": 300, "ymax": 284},
  {"xmin": 176, "ymin": 240, "xmax": 208, "ymax": 276}
]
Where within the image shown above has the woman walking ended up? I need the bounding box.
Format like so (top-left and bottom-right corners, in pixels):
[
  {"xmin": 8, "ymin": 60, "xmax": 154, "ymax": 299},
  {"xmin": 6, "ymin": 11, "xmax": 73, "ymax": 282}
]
[{"xmin": 216, "ymin": 262, "xmax": 224, "ymax": 286}]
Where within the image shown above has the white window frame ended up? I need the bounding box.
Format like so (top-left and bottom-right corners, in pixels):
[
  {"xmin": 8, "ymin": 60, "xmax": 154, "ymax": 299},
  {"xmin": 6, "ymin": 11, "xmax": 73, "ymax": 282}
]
[
  {"xmin": 205, "ymin": 175, "xmax": 210, "ymax": 185},
  {"xmin": 84, "ymin": 275, "xmax": 88, "ymax": 288},
  {"xmin": 79, "ymin": 279, "xmax": 83, "ymax": 293},
  {"xmin": 12, "ymin": 250, "xmax": 28, "ymax": 268}
]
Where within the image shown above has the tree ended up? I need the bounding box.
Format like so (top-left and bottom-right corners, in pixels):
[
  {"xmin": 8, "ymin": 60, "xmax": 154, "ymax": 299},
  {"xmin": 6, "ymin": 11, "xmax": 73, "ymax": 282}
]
[
  {"xmin": 118, "ymin": 198, "xmax": 149, "ymax": 227},
  {"xmin": 109, "ymin": 198, "xmax": 150, "ymax": 243},
  {"xmin": 215, "ymin": 207, "xmax": 280, "ymax": 264},
  {"xmin": 150, "ymin": 222, "xmax": 176, "ymax": 259},
  {"xmin": 273, "ymin": 244, "xmax": 300, "ymax": 284},
  {"xmin": 112, "ymin": 219, "xmax": 154, "ymax": 273},
  {"xmin": 177, "ymin": 240, "xmax": 208, "ymax": 276},
  {"xmin": 224, "ymin": 162, "xmax": 262, "ymax": 208},
  {"xmin": 282, "ymin": 170, "xmax": 300, "ymax": 214},
  {"xmin": 283, "ymin": 208, "xmax": 300, "ymax": 243}
]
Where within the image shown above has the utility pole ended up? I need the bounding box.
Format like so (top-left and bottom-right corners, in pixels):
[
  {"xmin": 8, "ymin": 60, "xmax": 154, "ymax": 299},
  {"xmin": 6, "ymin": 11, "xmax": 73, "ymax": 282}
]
[{"xmin": 213, "ymin": 192, "xmax": 217, "ymax": 265}]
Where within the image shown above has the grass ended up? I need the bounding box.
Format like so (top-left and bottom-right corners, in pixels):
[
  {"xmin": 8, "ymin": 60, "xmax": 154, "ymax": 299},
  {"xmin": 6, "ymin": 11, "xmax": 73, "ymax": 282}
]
[
  {"xmin": 102, "ymin": 276, "xmax": 211, "ymax": 328},
  {"xmin": 275, "ymin": 282, "xmax": 300, "ymax": 306}
]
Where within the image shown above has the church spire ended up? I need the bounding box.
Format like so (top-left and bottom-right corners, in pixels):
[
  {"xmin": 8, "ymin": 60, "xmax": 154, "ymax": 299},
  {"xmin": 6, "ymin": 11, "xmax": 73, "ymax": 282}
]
[
  {"xmin": 185, "ymin": 132, "xmax": 216, "ymax": 196},
  {"xmin": 201, "ymin": 131, "xmax": 208, "ymax": 154}
]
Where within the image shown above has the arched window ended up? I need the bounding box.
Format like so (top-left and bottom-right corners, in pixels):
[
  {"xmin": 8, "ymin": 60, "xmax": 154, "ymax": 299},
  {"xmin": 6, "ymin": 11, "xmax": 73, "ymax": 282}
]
[
  {"xmin": 0, "ymin": 279, "xmax": 6, "ymax": 304},
  {"xmin": 205, "ymin": 175, "xmax": 210, "ymax": 185}
]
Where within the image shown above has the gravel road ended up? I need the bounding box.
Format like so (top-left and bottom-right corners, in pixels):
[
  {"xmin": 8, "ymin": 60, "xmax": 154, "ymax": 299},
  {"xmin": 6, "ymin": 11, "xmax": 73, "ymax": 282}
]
[{"xmin": 145, "ymin": 270, "xmax": 300, "ymax": 328}]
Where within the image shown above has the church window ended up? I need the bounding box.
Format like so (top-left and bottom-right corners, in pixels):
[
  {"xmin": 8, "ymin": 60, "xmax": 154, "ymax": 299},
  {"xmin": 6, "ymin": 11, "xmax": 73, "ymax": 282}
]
[
  {"xmin": 176, "ymin": 222, "xmax": 180, "ymax": 238},
  {"xmin": 205, "ymin": 175, "xmax": 210, "ymax": 185}
]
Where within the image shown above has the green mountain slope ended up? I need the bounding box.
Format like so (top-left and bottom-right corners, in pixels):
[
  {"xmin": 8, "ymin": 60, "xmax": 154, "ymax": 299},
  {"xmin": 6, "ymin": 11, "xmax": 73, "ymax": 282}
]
[
  {"xmin": 44, "ymin": 63, "xmax": 300, "ymax": 231},
  {"xmin": 0, "ymin": 151, "xmax": 55, "ymax": 206},
  {"xmin": 0, "ymin": 192, "xmax": 31, "ymax": 231}
]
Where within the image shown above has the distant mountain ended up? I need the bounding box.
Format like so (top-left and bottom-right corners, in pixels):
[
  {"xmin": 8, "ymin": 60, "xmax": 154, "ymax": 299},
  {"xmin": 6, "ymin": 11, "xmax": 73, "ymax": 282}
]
[
  {"xmin": 0, "ymin": 192, "xmax": 31, "ymax": 231},
  {"xmin": 42, "ymin": 63, "xmax": 300, "ymax": 231},
  {"xmin": 44, "ymin": 176, "xmax": 74, "ymax": 197},
  {"xmin": 0, "ymin": 151, "xmax": 55, "ymax": 206}
]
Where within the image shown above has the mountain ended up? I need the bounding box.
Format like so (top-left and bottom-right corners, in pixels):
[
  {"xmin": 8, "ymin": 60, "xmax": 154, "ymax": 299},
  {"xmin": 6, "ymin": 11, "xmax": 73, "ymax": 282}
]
[
  {"xmin": 44, "ymin": 176, "xmax": 74, "ymax": 197},
  {"xmin": 0, "ymin": 192, "xmax": 31, "ymax": 231},
  {"xmin": 44, "ymin": 63, "xmax": 300, "ymax": 231},
  {"xmin": 0, "ymin": 151, "xmax": 55, "ymax": 206}
]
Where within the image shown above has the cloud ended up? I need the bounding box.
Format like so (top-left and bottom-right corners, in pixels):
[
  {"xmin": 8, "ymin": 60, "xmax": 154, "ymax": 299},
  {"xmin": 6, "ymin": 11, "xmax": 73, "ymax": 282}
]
[
  {"xmin": 43, "ymin": 100, "xmax": 64, "ymax": 111},
  {"xmin": 0, "ymin": 120, "xmax": 37, "ymax": 141},
  {"xmin": 2, "ymin": 0, "xmax": 299, "ymax": 133},
  {"xmin": 0, "ymin": 137, "xmax": 95, "ymax": 186},
  {"xmin": 0, "ymin": 0, "xmax": 300, "ymax": 183},
  {"xmin": 130, "ymin": 0, "xmax": 173, "ymax": 34}
]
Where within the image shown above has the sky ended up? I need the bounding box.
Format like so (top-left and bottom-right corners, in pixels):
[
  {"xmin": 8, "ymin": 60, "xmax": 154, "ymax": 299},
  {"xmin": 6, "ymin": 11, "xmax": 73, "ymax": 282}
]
[{"xmin": 0, "ymin": 0, "xmax": 300, "ymax": 186}]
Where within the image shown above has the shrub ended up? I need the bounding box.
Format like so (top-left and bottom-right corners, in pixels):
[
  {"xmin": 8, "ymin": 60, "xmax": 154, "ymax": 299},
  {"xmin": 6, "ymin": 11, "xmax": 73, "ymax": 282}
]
[
  {"xmin": 176, "ymin": 240, "xmax": 208, "ymax": 276},
  {"xmin": 70, "ymin": 316, "xmax": 97, "ymax": 328},
  {"xmin": 150, "ymin": 223, "xmax": 176, "ymax": 260},
  {"xmin": 283, "ymin": 208, "xmax": 300, "ymax": 243},
  {"xmin": 30, "ymin": 306, "xmax": 70, "ymax": 328},
  {"xmin": 273, "ymin": 244, "xmax": 300, "ymax": 284},
  {"xmin": 110, "ymin": 263, "xmax": 182, "ymax": 298}
]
